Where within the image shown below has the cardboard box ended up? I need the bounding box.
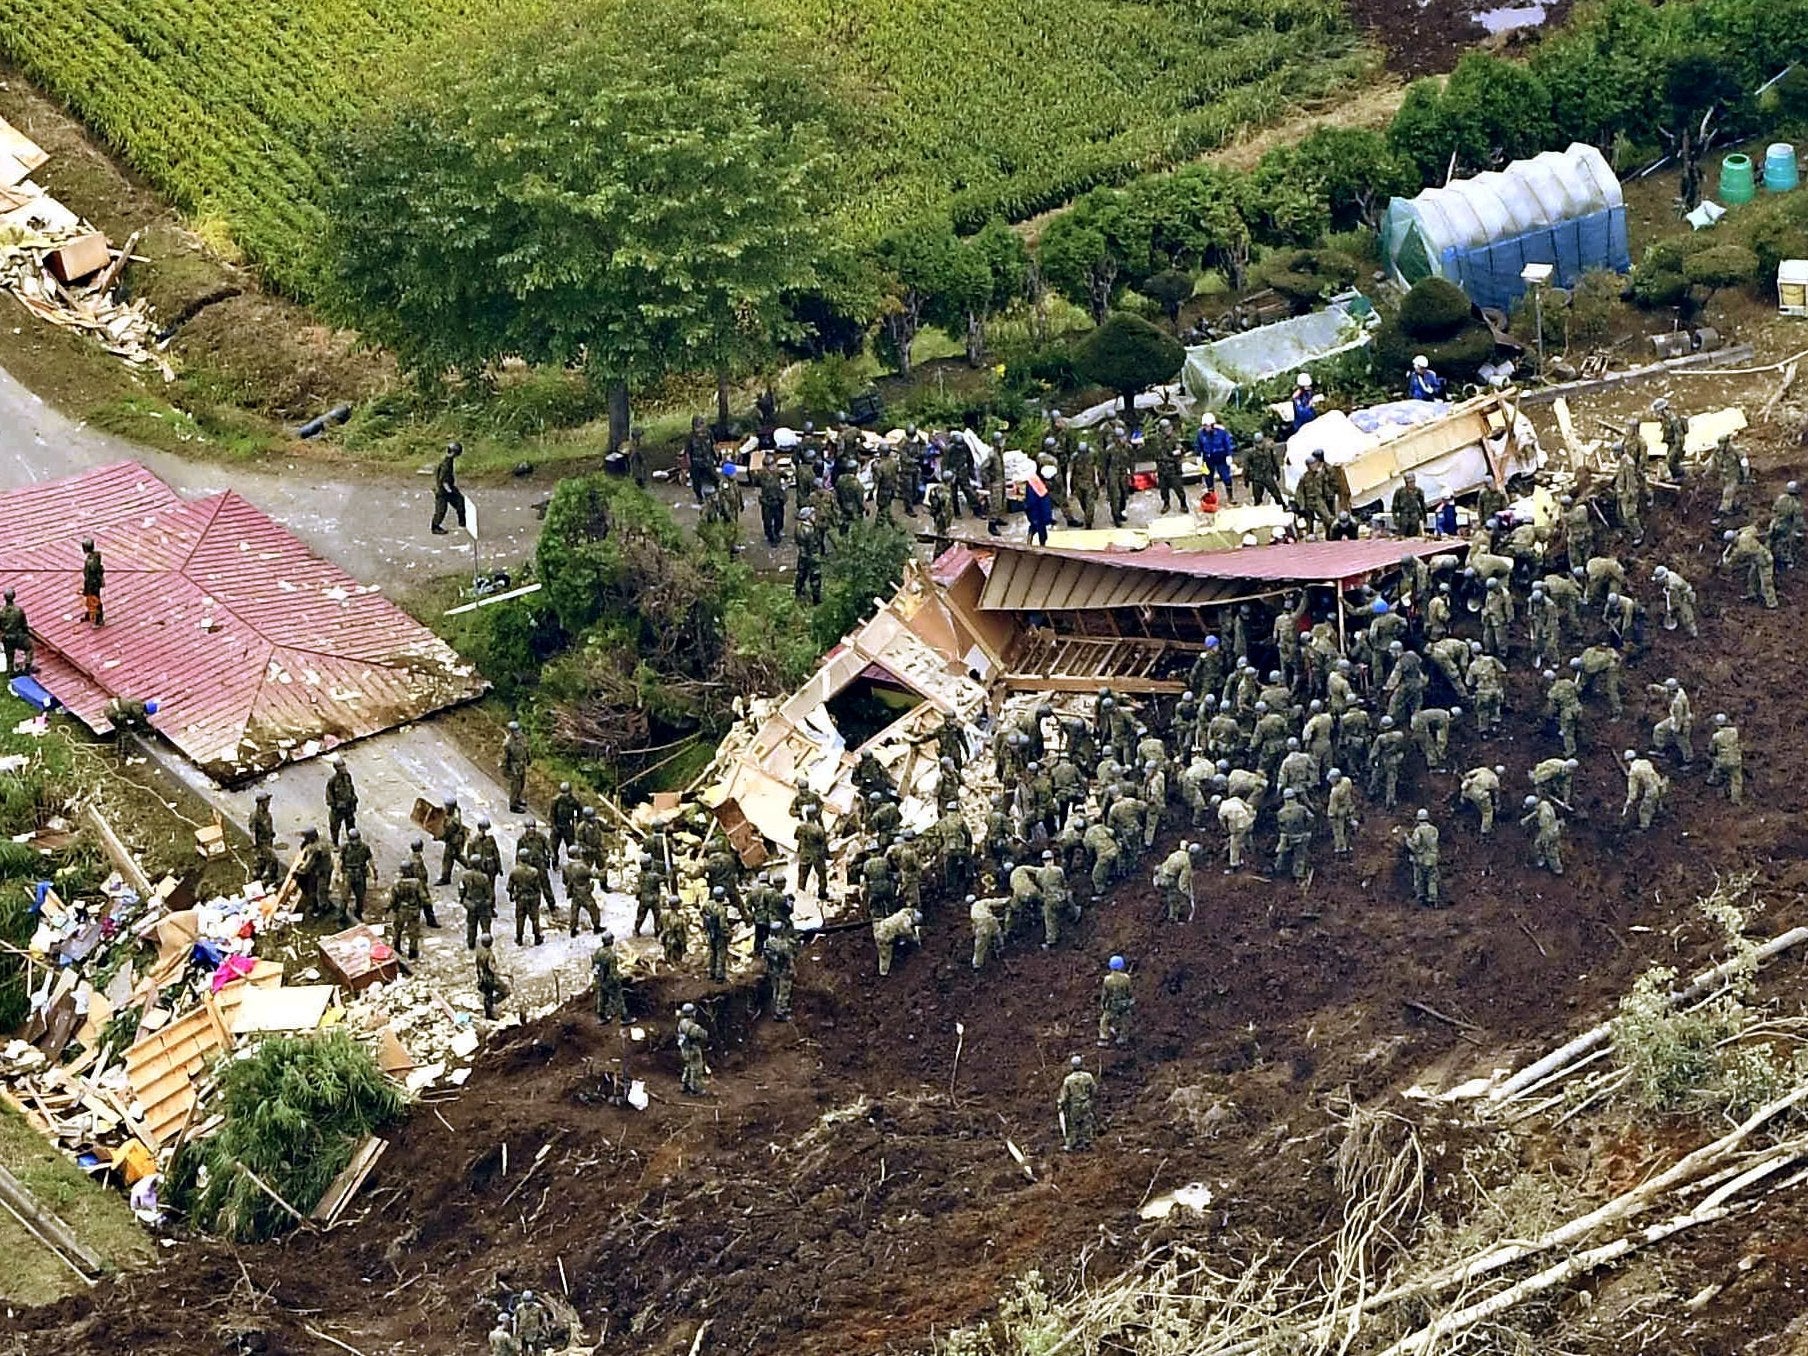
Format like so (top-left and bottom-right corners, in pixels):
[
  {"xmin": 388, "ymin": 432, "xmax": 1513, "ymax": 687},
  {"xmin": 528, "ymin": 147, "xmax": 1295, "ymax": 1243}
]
[
  {"xmin": 318, "ymin": 923, "xmax": 401, "ymax": 992},
  {"xmin": 46, "ymin": 231, "xmax": 109, "ymax": 284}
]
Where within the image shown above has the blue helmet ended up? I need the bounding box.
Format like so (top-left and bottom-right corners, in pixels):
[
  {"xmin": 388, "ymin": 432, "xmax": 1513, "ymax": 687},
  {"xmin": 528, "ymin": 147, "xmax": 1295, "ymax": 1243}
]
[
  {"xmin": 1371, "ymin": 598, "xmax": 1390, "ymax": 616},
  {"xmin": 1108, "ymin": 955, "xmax": 1126, "ymax": 971},
  {"xmin": 144, "ymin": 699, "xmax": 161, "ymax": 715},
  {"xmin": 1204, "ymin": 635, "xmax": 1220, "ymax": 649}
]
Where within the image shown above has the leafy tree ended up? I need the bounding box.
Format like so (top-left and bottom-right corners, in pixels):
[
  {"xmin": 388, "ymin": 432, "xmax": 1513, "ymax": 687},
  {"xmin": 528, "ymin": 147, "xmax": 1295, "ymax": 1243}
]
[
  {"xmin": 1039, "ymin": 191, "xmax": 1137, "ymax": 322},
  {"xmin": 1127, "ymin": 168, "xmax": 1248, "ymax": 287},
  {"xmin": 1387, "ymin": 80, "xmax": 1457, "ymax": 185},
  {"xmin": 965, "ymin": 219, "xmax": 1031, "ymax": 364},
  {"xmin": 1285, "ymin": 127, "xmax": 1419, "ymax": 229},
  {"xmin": 813, "ymin": 518, "xmax": 913, "ymax": 648},
  {"xmin": 1142, "ymin": 269, "xmax": 1196, "ymax": 326},
  {"xmin": 878, "ymin": 220, "xmax": 968, "ymax": 376},
  {"xmin": 321, "ymin": 0, "xmax": 835, "ymax": 446},
  {"xmin": 1666, "ymin": 52, "xmax": 1743, "ymax": 209},
  {"xmin": 1073, "ymin": 312, "xmax": 1185, "ymax": 415},
  {"xmin": 1440, "ymin": 53, "xmax": 1556, "ymax": 171},
  {"xmin": 170, "ymin": 1033, "xmax": 405, "ymax": 1243}
]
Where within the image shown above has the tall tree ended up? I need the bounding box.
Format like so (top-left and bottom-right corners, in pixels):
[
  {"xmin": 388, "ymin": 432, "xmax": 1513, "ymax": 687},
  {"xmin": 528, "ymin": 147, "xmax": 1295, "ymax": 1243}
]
[{"xmin": 320, "ymin": 0, "xmax": 836, "ymax": 445}]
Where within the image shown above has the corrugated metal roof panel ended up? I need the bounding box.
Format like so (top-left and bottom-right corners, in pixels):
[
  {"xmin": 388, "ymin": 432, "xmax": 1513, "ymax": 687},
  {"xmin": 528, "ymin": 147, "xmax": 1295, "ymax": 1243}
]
[
  {"xmin": 974, "ymin": 536, "xmax": 1462, "ymax": 611},
  {"xmin": 0, "ymin": 463, "xmax": 487, "ymax": 781}
]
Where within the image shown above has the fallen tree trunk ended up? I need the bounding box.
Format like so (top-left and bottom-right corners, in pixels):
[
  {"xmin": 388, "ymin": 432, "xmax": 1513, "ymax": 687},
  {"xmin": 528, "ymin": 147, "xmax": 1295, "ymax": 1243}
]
[{"xmin": 1491, "ymin": 925, "xmax": 1808, "ymax": 1102}]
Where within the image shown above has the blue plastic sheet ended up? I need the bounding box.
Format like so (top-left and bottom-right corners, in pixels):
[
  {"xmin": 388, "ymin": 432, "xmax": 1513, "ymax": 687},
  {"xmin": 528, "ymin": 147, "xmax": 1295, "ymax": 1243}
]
[{"xmin": 1441, "ymin": 206, "xmax": 1631, "ymax": 312}]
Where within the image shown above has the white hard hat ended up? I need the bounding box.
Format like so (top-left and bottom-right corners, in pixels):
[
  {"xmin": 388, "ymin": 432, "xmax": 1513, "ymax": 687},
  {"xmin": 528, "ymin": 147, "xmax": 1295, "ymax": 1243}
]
[
  {"xmin": 1201, "ymin": 411, "xmax": 1217, "ymax": 426},
  {"xmin": 1296, "ymin": 373, "xmax": 1312, "ymax": 389},
  {"xmin": 1413, "ymin": 355, "xmax": 1429, "ymax": 369}
]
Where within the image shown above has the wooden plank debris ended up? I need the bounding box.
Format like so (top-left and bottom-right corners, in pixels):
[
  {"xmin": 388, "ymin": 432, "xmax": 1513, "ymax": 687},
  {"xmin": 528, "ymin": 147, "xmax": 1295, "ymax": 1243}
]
[{"xmin": 310, "ymin": 1135, "xmax": 388, "ymax": 1227}]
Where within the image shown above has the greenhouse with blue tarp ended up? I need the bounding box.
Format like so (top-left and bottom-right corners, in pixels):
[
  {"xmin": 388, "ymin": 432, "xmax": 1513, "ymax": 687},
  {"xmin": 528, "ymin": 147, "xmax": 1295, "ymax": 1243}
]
[{"xmin": 1380, "ymin": 142, "xmax": 1630, "ymax": 312}]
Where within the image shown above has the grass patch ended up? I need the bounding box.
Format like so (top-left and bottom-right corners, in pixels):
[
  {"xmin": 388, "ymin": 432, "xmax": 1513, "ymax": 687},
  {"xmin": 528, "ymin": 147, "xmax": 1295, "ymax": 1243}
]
[{"xmin": 0, "ymin": 1104, "xmax": 156, "ymax": 1305}]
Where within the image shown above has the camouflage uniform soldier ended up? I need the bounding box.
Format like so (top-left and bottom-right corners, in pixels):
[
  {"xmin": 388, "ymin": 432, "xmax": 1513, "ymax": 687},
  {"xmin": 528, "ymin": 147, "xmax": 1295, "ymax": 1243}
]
[
  {"xmin": 1770, "ymin": 481, "xmax": 1804, "ymax": 568},
  {"xmin": 1326, "ymin": 768, "xmax": 1358, "ymax": 854},
  {"xmin": 462, "ymin": 862, "xmax": 496, "ymax": 951},
  {"xmin": 577, "ymin": 806, "xmax": 610, "ymax": 884},
  {"xmin": 1153, "ymin": 419, "xmax": 1185, "ymax": 512},
  {"xmin": 1575, "ymin": 646, "xmax": 1624, "ymax": 716},
  {"xmin": 508, "ymin": 848, "xmax": 543, "ymax": 946},
  {"xmin": 1521, "ymin": 796, "xmax": 1564, "ymax": 875},
  {"xmin": 590, "ymin": 932, "xmax": 626, "ymax": 1023},
  {"xmin": 293, "ymin": 827, "xmax": 335, "ymax": 921},
  {"xmin": 1621, "ymin": 751, "xmax": 1667, "ymax": 830},
  {"xmin": 1367, "ymin": 716, "xmax": 1409, "ymax": 810},
  {"xmin": 1544, "ymin": 668, "xmax": 1584, "ymax": 757},
  {"xmin": 399, "ymin": 838, "xmax": 438, "ymax": 927},
  {"xmin": 502, "ymin": 721, "xmax": 531, "ymax": 813},
  {"xmin": 701, "ymin": 888, "xmax": 732, "ymax": 981},
  {"xmin": 1098, "ymin": 956, "xmax": 1134, "ymax": 1048},
  {"xmin": 1404, "ymin": 809, "xmax": 1441, "ymax": 907},
  {"xmin": 1460, "ymin": 764, "xmax": 1503, "ymax": 835},
  {"xmin": 1217, "ymin": 793, "xmax": 1255, "ymax": 871},
  {"xmin": 764, "ymin": 922, "xmax": 799, "ymax": 1020},
  {"xmin": 1712, "ymin": 434, "xmax": 1747, "ymax": 517},
  {"xmin": 1467, "ymin": 649, "xmax": 1508, "ymax": 733},
  {"xmin": 872, "ymin": 906, "xmax": 922, "ymax": 976},
  {"xmin": 983, "ymin": 432, "xmax": 1010, "ymax": 535},
  {"xmin": 1083, "ymin": 820, "xmax": 1120, "ymax": 896},
  {"xmin": 0, "ymin": 589, "xmax": 32, "ymax": 676},
  {"xmin": 1707, "ymin": 713, "xmax": 1743, "ymax": 804},
  {"xmin": 549, "ymin": 782, "xmax": 580, "ymax": 866},
  {"xmin": 1480, "ymin": 578, "xmax": 1513, "ymax": 656},
  {"xmin": 1651, "ymin": 565, "xmax": 1699, "ymax": 637},
  {"xmin": 564, "ymin": 848, "xmax": 601, "ymax": 936},
  {"xmin": 388, "ymin": 874, "xmax": 426, "ymax": 960},
  {"xmin": 325, "ymin": 755, "xmax": 357, "ymax": 846},
  {"xmin": 1529, "ymin": 756, "xmax": 1579, "ymax": 807},
  {"xmin": 1614, "ymin": 442, "xmax": 1645, "ymax": 544},
  {"xmin": 799, "ymin": 806, "xmax": 831, "ymax": 904},
  {"xmin": 634, "ymin": 854, "xmax": 664, "ymax": 936},
  {"xmin": 469, "ymin": 816, "xmax": 503, "ymax": 892},
  {"xmin": 1410, "ymin": 705, "xmax": 1458, "ymax": 770},
  {"xmin": 1058, "ymin": 1055, "xmax": 1097, "ymax": 1151},
  {"xmin": 1069, "ymin": 440, "xmax": 1101, "ymax": 528},
  {"xmin": 969, "ymin": 894, "xmax": 1004, "ymax": 970},
  {"xmin": 338, "ymin": 828, "xmax": 374, "ymax": 921},
  {"xmin": 519, "ymin": 817, "xmax": 557, "ymax": 912},
  {"xmin": 1722, "ymin": 525, "xmax": 1778, "ymax": 608},
  {"xmin": 1655, "ymin": 398, "xmax": 1689, "ymax": 481},
  {"xmin": 794, "ymin": 508, "xmax": 825, "ymax": 604},
  {"xmin": 433, "ymin": 795, "xmax": 466, "ymax": 893},
  {"xmin": 1649, "ymin": 678, "xmax": 1694, "ymax": 766},
  {"xmin": 1560, "ymin": 496, "xmax": 1595, "ymax": 574},
  {"xmin": 1153, "ymin": 842, "xmax": 1195, "ymax": 922},
  {"xmin": 249, "ymin": 790, "xmax": 280, "ymax": 886},
  {"xmin": 1037, "ymin": 851, "xmax": 1075, "ymax": 949},
  {"xmin": 1273, "ymin": 789, "xmax": 1314, "ymax": 881},
  {"xmin": 475, "ymin": 933, "xmax": 509, "ymax": 1019},
  {"xmin": 1391, "ymin": 474, "xmax": 1427, "ymax": 537},
  {"xmin": 676, "ymin": 1004, "xmax": 709, "ymax": 1095},
  {"xmin": 659, "ymin": 897, "xmax": 689, "ymax": 964},
  {"xmin": 1243, "ymin": 434, "xmax": 1285, "ymax": 506}
]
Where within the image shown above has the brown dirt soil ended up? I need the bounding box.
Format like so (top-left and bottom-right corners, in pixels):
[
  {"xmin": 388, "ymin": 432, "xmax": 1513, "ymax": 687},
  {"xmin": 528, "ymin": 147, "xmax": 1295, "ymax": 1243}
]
[
  {"xmin": 14, "ymin": 413, "xmax": 1808, "ymax": 1354},
  {"xmin": 1348, "ymin": 0, "xmax": 1570, "ymax": 79}
]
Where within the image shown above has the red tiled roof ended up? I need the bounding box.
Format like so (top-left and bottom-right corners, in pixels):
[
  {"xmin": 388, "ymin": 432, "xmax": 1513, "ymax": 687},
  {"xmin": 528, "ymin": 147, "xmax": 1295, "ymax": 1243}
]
[{"xmin": 0, "ymin": 462, "xmax": 486, "ymax": 782}]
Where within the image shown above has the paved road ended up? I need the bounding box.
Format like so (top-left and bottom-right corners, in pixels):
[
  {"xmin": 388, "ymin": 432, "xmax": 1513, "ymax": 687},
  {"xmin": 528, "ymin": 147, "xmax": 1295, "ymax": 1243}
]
[{"xmin": 0, "ymin": 362, "xmax": 550, "ymax": 589}]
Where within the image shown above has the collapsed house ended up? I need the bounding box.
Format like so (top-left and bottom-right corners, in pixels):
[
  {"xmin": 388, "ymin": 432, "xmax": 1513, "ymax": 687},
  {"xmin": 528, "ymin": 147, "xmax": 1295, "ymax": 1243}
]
[
  {"xmin": 703, "ymin": 534, "xmax": 1458, "ymax": 864},
  {"xmin": 0, "ymin": 461, "xmax": 487, "ymax": 781}
]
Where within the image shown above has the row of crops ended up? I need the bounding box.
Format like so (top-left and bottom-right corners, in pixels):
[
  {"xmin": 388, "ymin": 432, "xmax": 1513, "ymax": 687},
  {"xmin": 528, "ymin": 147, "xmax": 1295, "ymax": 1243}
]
[{"xmin": 0, "ymin": 0, "xmax": 1359, "ymax": 293}]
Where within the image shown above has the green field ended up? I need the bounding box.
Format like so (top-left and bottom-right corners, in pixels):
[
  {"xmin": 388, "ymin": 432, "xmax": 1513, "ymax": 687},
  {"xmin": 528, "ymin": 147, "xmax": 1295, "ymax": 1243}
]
[{"xmin": 0, "ymin": 0, "xmax": 1361, "ymax": 294}]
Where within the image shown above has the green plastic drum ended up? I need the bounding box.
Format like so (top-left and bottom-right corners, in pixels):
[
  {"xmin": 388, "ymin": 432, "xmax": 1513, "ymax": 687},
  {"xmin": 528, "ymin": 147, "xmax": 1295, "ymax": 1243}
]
[{"xmin": 1720, "ymin": 153, "xmax": 1756, "ymax": 204}]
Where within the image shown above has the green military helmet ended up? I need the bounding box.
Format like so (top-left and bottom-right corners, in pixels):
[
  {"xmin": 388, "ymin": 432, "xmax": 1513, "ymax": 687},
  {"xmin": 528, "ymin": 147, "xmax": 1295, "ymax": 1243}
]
[
  {"xmin": 411, "ymin": 838, "xmax": 423, "ymax": 852},
  {"xmin": 347, "ymin": 827, "xmax": 360, "ymax": 842},
  {"xmin": 1070, "ymin": 1055, "xmax": 1084, "ymax": 1069},
  {"xmin": 1415, "ymin": 809, "xmax": 1429, "ymax": 822}
]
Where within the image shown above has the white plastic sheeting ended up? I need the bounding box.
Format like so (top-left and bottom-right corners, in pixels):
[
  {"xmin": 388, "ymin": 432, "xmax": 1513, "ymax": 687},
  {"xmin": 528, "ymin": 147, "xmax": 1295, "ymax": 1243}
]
[
  {"xmin": 1283, "ymin": 395, "xmax": 1543, "ymax": 509},
  {"xmin": 1181, "ymin": 293, "xmax": 1378, "ymax": 406}
]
